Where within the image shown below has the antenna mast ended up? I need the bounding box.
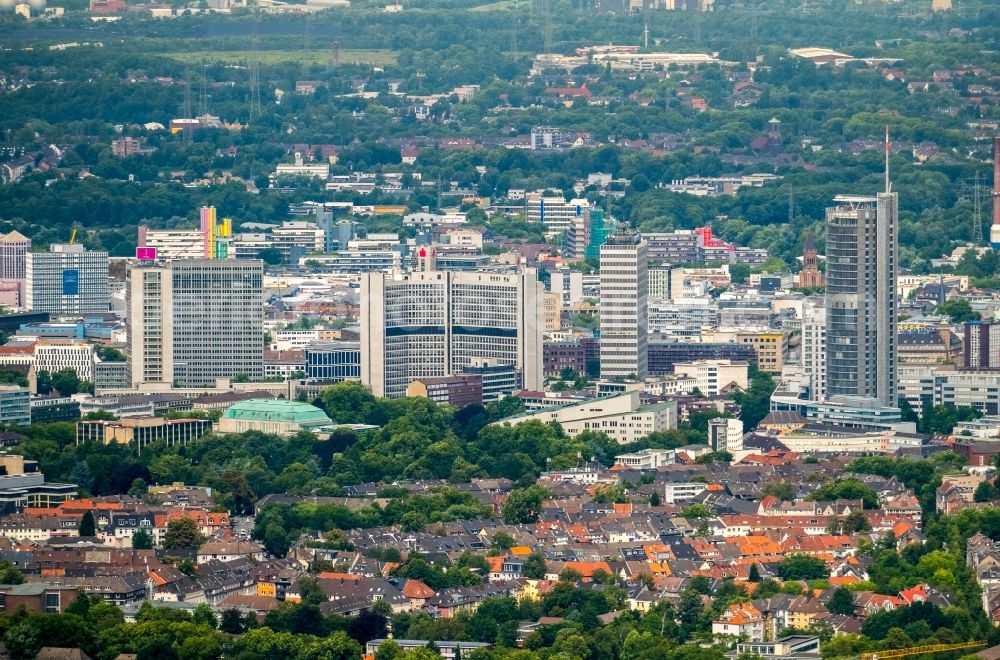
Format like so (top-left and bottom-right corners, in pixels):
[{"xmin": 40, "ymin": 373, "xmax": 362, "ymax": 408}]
[{"xmin": 884, "ymin": 125, "xmax": 890, "ymax": 193}]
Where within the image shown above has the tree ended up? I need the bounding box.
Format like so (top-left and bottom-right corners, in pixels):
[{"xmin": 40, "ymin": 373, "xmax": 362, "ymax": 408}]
[
  {"xmin": 777, "ymin": 554, "xmax": 829, "ymax": 581},
  {"xmin": 827, "ymin": 587, "xmax": 856, "ymax": 615},
  {"xmin": 649, "ymin": 491, "xmax": 661, "ymax": 507},
  {"xmin": 319, "ymin": 381, "xmax": 380, "ymax": 424},
  {"xmin": 502, "ymin": 485, "xmax": 551, "ymax": 524},
  {"xmin": 0, "ymin": 559, "xmax": 23, "ymax": 585},
  {"xmin": 935, "ymin": 298, "xmax": 979, "ymax": 324},
  {"xmin": 522, "ymin": 552, "xmax": 547, "ymax": 579},
  {"xmin": 748, "ymin": 563, "xmax": 761, "ymax": 583},
  {"xmin": 163, "ymin": 517, "xmax": 205, "ymax": 550},
  {"xmin": 841, "ymin": 510, "xmax": 872, "ymax": 533},
  {"xmin": 975, "ymin": 480, "xmax": 998, "ymax": 503},
  {"xmin": 491, "ymin": 531, "xmax": 515, "ymax": 551},
  {"xmin": 763, "ymin": 482, "xmax": 796, "ymax": 501},
  {"xmin": 297, "ymin": 577, "xmax": 328, "ymax": 607},
  {"xmin": 258, "ymin": 247, "xmax": 285, "ymax": 265},
  {"xmin": 808, "ymin": 477, "xmax": 880, "ymax": 509},
  {"xmin": 132, "ymin": 529, "xmax": 153, "ymax": 550},
  {"xmin": 193, "ymin": 603, "xmax": 218, "ymax": 628},
  {"xmin": 220, "ymin": 608, "xmax": 248, "ymax": 634},
  {"xmin": 79, "ymin": 510, "xmax": 96, "ymax": 537}
]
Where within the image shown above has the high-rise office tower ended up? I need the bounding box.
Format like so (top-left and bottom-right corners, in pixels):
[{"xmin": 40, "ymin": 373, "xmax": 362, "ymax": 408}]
[
  {"xmin": 25, "ymin": 244, "xmax": 109, "ymax": 316},
  {"xmin": 0, "ymin": 231, "xmax": 30, "ymax": 307},
  {"xmin": 600, "ymin": 231, "xmax": 648, "ymax": 379},
  {"xmin": 126, "ymin": 259, "xmax": 263, "ymax": 388},
  {"xmin": 360, "ymin": 269, "xmax": 543, "ymax": 398},
  {"xmin": 824, "ymin": 191, "xmax": 898, "ymax": 407}
]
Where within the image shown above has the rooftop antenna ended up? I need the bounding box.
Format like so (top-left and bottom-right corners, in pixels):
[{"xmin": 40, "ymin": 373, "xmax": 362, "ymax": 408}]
[{"xmin": 884, "ymin": 125, "xmax": 891, "ymax": 193}]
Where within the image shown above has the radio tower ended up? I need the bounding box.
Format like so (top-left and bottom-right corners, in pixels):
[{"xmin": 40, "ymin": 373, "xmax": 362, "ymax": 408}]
[
  {"xmin": 182, "ymin": 65, "xmax": 192, "ymax": 118},
  {"xmin": 643, "ymin": 0, "xmax": 650, "ymax": 49},
  {"xmin": 199, "ymin": 61, "xmax": 208, "ymax": 117},
  {"xmin": 249, "ymin": 24, "xmax": 262, "ymax": 121},
  {"xmin": 543, "ymin": 0, "xmax": 553, "ymax": 54},
  {"xmin": 972, "ymin": 173, "xmax": 983, "ymax": 245},
  {"xmin": 992, "ymin": 137, "xmax": 1000, "ymax": 249}
]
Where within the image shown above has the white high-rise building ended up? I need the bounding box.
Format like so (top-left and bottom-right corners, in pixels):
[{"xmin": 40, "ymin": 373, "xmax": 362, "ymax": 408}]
[
  {"xmin": 25, "ymin": 244, "xmax": 109, "ymax": 316},
  {"xmin": 600, "ymin": 232, "xmax": 648, "ymax": 379},
  {"xmin": 360, "ymin": 269, "xmax": 544, "ymax": 398},
  {"xmin": 525, "ymin": 193, "xmax": 590, "ymax": 234},
  {"xmin": 801, "ymin": 299, "xmax": 827, "ymax": 400},
  {"xmin": 825, "ymin": 192, "xmax": 898, "ymax": 407},
  {"xmin": 126, "ymin": 259, "xmax": 263, "ymax": 388}
]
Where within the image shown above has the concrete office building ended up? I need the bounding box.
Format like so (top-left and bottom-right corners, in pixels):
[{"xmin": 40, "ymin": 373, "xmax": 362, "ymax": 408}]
[
  {"xmin": 0, "ymin": 385, "xmax": 30, "ymax": 426},
  {"xmin": 801, "ymin": 300, "xmax": 827, "ymax": 400},
  {"xmin": 137, "ymin": 228, "xmax": 207, "ymax": 260},
  {"xmin": 25, "ymin": 244, "xmax": 109, "ymax": 316},
  {"xmin": 304, "ymin": 342, "xmax": 361, "ymax": 382},
  {"xmin": 360, "ymin": 269, "xmax": 543, "ymax": 398},
  {"xmin": 126, "ymin": 259, "xmax": 263, "ymax": 388},
  {"xmin": 270, "ymin": 221, "xmax": 325, "ymax": 263},
  {"xmin": 648, "ymin": 264, "xmax": 672, "ymax": 300},
  {"xmin": 600, "ymin": 232, "xmax": 648, "ymax": 379},
  {"xmin": 825, "ymin": 193, "xmax": 898, "ymax": 407},
  {"xmin": 34, "ymin": 342, "xmax": 95, "ymax": 383}
]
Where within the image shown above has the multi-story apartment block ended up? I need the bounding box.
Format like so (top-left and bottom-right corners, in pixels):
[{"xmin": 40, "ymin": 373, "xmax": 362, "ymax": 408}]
[
  {"xmin": 801, "ymin": 299, "xmax": 827, "ymax": 400},
  {"xmin": 737, "ymin": 331, "xmax": 789, "ymax": 374},
  {"xmin": 672, "ymin": 359, "xmax": 749, "ymax": 395},
  {"xmin": 126, "ymin": 259, "xmax": 263, "ymax": 388},
  {"xmin": 708, "ymin": 417, "xmax": 744, "ymax": 453},
  {"xmin": 360, "ymin": 269, "xmax": 543, "ymax": 398},
  {"xmin": 965, "ymin": 320, "xmax": 1000, "ymax": 369}
]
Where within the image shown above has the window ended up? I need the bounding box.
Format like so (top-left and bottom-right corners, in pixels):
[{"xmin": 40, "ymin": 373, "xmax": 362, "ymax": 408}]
[{"xmin": 45, "ymin": 592, "xmax": 59, "ymax": 613}]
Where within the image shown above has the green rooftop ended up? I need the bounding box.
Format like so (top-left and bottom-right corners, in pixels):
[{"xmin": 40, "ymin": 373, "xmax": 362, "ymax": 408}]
[{"xmin": 222, "ymin": 399, "xmax": 333, "ymax": 427}]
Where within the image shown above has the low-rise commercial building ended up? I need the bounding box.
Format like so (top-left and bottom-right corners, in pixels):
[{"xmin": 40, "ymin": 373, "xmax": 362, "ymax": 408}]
[
  {"xmin": 76, "ymin": 417, "xmax": 213, "ymax": 449},
  {"xmin": 495, "ymin": 392, "xmax": 676, "ymax": 444},
  {"xmin": 217, "ymin": 399, "xmax": 333, "ymax": 436}
]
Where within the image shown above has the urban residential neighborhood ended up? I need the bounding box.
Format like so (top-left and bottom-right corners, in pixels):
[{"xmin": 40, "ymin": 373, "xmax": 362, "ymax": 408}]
[{"xmin": 0, "ymin": 0, "xmax": 998, "ymax": 658}]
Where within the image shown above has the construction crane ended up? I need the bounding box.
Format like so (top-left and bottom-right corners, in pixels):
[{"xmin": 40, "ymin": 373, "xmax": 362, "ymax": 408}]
[{"xmin": 861, "ymin": 640, "xmax": 986, "ymax": 660}]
